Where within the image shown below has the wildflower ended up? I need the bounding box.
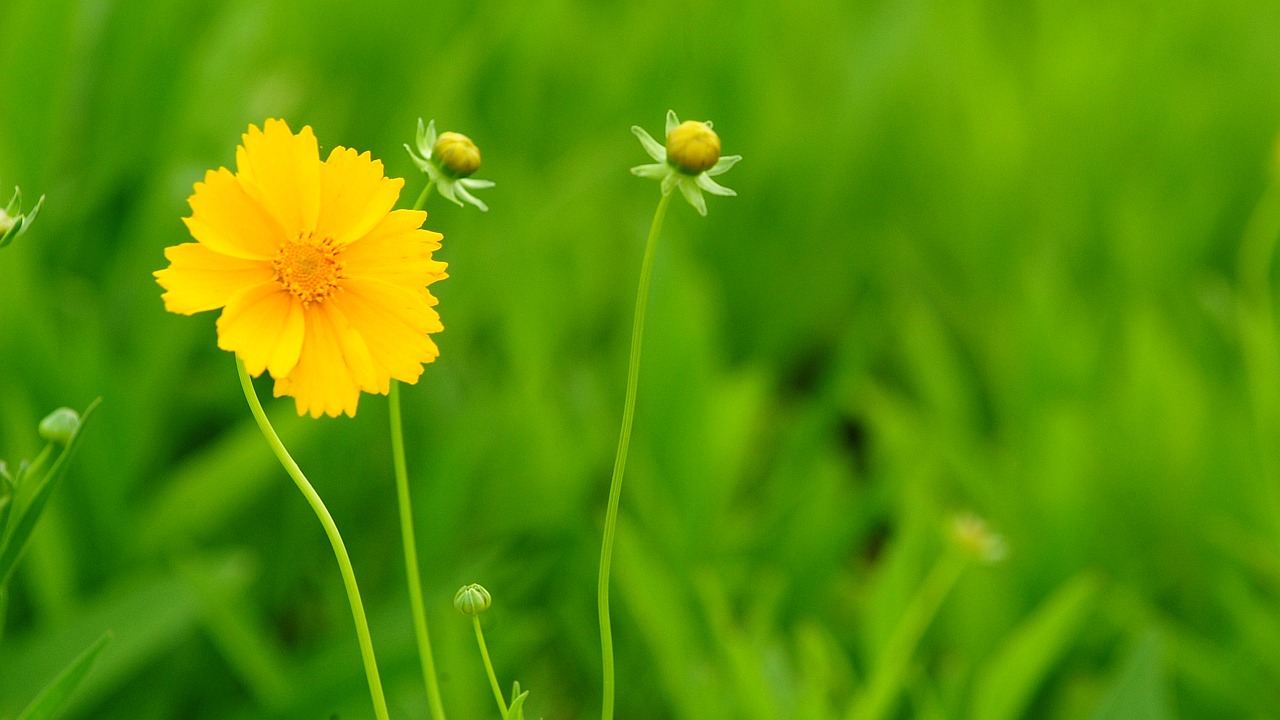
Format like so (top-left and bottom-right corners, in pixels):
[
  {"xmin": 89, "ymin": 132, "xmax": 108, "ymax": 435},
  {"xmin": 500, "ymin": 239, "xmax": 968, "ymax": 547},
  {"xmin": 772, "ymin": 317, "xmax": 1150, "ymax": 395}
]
[
  {"xmin": 155, "ymin": 119, "xmax": 448, "ymax": 418},
  {"xmin": 406, "ymin": 119, "xmax": 495, "ymax": 211},
  {"xmin": 0, "ymin": 184, "xmax": 46, "ymax": 250},
  {"xmin": 631, "ymin": 110, "xmax": 741, "ymax": 216}
]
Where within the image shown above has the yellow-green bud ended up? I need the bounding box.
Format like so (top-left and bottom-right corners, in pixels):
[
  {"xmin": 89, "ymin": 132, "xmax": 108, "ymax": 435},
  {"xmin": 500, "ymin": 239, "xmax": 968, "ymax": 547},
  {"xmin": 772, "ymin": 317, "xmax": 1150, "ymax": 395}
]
[
  {"xmin": 666, "ymin": 120, "xmax": 721, "ymax": 174},
  {"xmin": 454, "ymin": 583, "xmax": 492, "ymax": 616},
  {"xmin": 38, "ymin": 407, "xmax": 80, "ymax": 446},
  {"xmin": 434, "ymin": 131, "xmax": 482, "ymax": 178},
  {"xmin": 0, "ymin": 210, "xmax": 14, "ymax": 235}
]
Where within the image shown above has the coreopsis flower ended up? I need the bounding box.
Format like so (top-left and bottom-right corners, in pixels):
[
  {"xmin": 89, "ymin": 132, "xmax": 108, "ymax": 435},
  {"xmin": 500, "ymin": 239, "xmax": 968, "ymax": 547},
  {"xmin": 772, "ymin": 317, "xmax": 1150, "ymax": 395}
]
[
  {"xmin": 406, "ymin": 119, "xmax": 495, "ymax": 211},
  {"xmin": 155, "ymin": 119, "xmax": 448, "ymax": 418},
  {"xmin": 0, "ymin": 184, "xmax": 45, "ymax": 250},
  {"xmin": 631, "ymin": 110, "xmax": 741, "ymax": 216}
]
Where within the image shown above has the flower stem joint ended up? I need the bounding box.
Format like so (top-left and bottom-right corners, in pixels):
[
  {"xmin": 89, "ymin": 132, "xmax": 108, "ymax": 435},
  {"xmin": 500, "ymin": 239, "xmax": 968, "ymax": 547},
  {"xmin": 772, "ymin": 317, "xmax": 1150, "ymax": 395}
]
[
  {"xmin": 631, "ymin": 110, "xmax": 741, "ymax": 216},
  {"xmin": 455, "ymin": 583, "xmax": 492, "ymax": 616}
]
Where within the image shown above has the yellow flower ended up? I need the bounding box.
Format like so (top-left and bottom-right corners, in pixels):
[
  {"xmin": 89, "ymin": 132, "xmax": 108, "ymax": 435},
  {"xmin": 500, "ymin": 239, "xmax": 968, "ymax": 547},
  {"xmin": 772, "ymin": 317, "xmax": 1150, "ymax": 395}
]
[{"xmin": 155, "ymin": 119, "xmax": 448, "ymax": 418}]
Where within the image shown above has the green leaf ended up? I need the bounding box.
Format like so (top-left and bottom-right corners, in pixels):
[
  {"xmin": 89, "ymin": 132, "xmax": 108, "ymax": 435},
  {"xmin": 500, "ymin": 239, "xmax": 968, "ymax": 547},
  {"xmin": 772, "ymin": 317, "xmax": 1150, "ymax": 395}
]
[
  {"xmin": 16, "ymin": 631, "xmax": 112, "ymax": 720},
  {"xmin": 1092, "ymin": 630, "xmax": 1173, "ymax": 720},
  {"xmin": 969, "ymin": 572, "xmax": 1102, "ymax": 720},
  {"xmin": 505, "ymin": 682, "xmax": 529, "ymax": 720},
  {"xmin": 0, "ymin": 398, "xmax": 100, "ymax": 587}
]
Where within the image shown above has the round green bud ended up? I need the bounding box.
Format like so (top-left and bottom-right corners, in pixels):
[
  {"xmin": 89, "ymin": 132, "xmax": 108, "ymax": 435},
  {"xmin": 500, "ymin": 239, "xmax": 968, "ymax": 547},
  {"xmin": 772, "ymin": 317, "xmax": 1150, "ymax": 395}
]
[
  {"xmin": 454, "ymin": 583, "xmax": 492, "ymax": 616},
  {"xmin": 434, "ymin": 131, "xmax": 482, "ymax": 178},
  {"xmin": 38, "ymin": 407, "xmax": 80, "ymax": 445},
  {"xmin": 666, "ymin": 120, "xmax": 721, "ymax": 174}
]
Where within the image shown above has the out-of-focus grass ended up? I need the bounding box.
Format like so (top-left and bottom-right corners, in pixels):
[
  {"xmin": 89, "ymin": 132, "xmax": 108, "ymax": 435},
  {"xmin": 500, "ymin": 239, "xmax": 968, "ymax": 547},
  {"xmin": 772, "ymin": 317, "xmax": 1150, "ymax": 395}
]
[{"xmin": 3, "ymin": 0, "xmax": 1280, "ymax": 717}]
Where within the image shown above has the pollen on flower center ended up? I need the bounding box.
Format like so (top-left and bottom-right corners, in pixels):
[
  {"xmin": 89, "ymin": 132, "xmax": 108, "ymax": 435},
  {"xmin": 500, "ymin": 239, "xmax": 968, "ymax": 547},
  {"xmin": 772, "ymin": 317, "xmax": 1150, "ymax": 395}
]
[{"xmin": 273, "ymin": 232, "xmax": 344, "ymax": 305}]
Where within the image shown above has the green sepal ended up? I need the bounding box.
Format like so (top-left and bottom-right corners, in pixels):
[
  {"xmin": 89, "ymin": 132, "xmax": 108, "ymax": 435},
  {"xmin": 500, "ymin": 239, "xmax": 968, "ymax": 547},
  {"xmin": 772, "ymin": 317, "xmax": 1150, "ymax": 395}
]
[
  {"xmin": 0, "ymin": 398, "xmax": 100, "ymax": 586},
  {"xmin": 16, "ymin": 631, "xmax": 112, "ymax": 720},
  {"xmin": 0, "ymin": 192, "xmax": 44, "ymax": 250},
  {"xmin": 505, "ymin": 681, "xmax": 529, "ymax": 720}
]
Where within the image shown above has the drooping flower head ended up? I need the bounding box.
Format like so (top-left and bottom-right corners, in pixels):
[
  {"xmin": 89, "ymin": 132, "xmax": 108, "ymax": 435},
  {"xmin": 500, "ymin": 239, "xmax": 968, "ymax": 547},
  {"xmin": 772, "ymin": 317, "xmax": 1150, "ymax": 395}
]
[
  {"xmin": 155, "ymin": 119, "xmax": 447, "ymax": 418},
  {"xmin": 631, "ymin": 110, "xmax": 741, "ymax": 216}
]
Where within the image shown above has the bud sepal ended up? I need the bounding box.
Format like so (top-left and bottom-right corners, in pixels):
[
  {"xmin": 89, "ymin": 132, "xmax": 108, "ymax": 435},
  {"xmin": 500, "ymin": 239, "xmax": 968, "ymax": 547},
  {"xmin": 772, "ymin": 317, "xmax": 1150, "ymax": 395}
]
[{"xmin": 0, "ymin": 184, "xmax": 46, "ymax": 250}]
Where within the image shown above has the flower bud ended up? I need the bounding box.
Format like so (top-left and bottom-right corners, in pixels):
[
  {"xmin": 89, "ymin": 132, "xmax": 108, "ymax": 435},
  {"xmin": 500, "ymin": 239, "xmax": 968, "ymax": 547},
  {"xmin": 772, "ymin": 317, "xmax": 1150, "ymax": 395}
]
[
  {"xmin": 454, "ymin": 583, "xmax": 492, "ymax": 616},
  {"xmin": 38, "ymin": 407, "xmax": 80, "ymax": 446},
  {"xmin": 434, "ymin": 131, "xmax": 482, "ymax": 178},
  {"xmin": 666, "ymin": 120, "xmax": 721, "ymax": 175}
]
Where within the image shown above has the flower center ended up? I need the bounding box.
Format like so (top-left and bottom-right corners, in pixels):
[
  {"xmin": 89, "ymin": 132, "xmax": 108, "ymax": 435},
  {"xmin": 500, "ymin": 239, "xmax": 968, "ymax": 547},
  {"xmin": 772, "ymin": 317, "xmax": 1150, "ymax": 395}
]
[{"xmin": 273, "ymin": 232, "xmax": 344, "ymax": 306}]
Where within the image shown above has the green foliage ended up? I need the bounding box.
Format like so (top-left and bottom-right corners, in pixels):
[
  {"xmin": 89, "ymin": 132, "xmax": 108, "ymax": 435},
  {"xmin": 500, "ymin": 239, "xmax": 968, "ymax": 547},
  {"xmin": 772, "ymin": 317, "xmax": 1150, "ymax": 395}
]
[
  {"xmin": 16, "ymin": 631, "xmax": 112, "ymax": 720},
  {"xmin": 1, "ymin": 0, "xmax": 1279, "ymax": 717},
  {"xmin": 0, "ymin": 400, "xmax": 99, "ymax": 586}
]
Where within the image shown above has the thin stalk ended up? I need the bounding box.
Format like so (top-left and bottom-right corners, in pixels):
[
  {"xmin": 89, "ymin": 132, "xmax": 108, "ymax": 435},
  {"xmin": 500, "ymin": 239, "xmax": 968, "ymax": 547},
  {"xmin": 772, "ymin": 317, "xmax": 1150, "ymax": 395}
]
[
  {"xmin": 1237, "ymin": 176, "xmax": 1280, "ymax": 529},
  {"xmin": 235, "ymin": 358, "xmax": 389, "ymax": 720},
  {"xmin": 414, "ymin": 179, "xmax": 437, "ymax": 212},
  {"xmin": 598, "ymin": 191, "xmax": 672, "ymax": 720},
  {"xmin": 391, "ymin": 380, "xmax": 448, "ymax": 720},
  {"xmin": 472, "ymin": 615, "xmax": 509, "ymax": 718},
  {"xmin": 385, "ymin": 174, "xmax": 450, "ymax": 718}
]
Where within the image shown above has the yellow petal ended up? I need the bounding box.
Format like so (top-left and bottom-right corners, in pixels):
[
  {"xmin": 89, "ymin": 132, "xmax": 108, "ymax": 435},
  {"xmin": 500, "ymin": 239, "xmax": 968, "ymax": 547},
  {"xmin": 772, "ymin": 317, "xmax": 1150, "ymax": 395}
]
[
  {"xmin": 315, "ymin": 147, "xmax": 405, "ymax": 245},
  {"xmin": 344, "ymin": 210, "xmax": 447, "ymax": 289},
  {"xmin": 184, "ymin": 168, "xmax": 286, "ymax": 259},
  {"xmin": 155, "ymin": 243, "xmax": 274, "ymax": 314},
  {"xmin": 272, "ymin": 305, "xmax": 363, "ymax": 418},
  {"xmin": 332, "ymin": 277, "xmax": 442, "ymax": 385},
  {"xmin": 235, "ymin": 119, "xmax": 321, "ymax": 237},
  {"xmin": 216, "ymin": 282, "xmax": 305, "ymax": 378}
]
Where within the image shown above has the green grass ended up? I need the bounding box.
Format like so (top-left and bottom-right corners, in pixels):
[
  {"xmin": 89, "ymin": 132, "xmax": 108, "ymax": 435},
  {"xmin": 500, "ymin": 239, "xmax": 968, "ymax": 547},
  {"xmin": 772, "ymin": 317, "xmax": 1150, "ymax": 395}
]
[{"xmin": 3, "ymin": 0, "xmax": 1280, "ymax": 717}]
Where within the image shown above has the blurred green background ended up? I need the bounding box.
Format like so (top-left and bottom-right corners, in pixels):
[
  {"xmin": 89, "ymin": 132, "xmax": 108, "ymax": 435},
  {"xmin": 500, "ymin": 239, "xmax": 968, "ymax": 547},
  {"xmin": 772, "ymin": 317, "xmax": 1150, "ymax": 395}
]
[{"xmin": 3, "ymin": 0, "xmax": 1280, "ymax": 717}]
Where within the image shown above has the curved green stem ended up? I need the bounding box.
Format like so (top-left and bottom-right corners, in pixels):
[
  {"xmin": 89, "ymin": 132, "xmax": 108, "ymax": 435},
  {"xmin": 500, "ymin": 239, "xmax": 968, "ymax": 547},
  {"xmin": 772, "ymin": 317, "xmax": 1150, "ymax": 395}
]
[
  {"xmin": 472, "ymin": 615, "xmax": 509, "ymax": 718},
  {"xmin": 235, "ymin": 358, "xmax": 389, "ymax": 720},
  {"xmin": 598, "ymin": 191, "xmax": 672, "ymax": 720},
  {"xmin": 391, "ymin": 380, "xmax": 449, "ymax": 720}
]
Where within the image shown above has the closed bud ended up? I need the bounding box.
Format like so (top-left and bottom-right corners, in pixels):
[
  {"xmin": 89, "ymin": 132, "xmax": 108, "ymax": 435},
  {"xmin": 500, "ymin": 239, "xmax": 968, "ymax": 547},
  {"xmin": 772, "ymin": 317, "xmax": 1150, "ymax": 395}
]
[
  {"xmin": 666, "ymin": 120, "xmax": 721, "ymax": 175},
  {"xmin": 434, "ymin": 132, "xmax": 482, "ymax": 178},
  {"xmin": 38, "ymin": 407, "xmax": 80, "ymax": 446},
  {"xmin": 454, "ymin": 583, "xmax": 492, "ymax": 616}
]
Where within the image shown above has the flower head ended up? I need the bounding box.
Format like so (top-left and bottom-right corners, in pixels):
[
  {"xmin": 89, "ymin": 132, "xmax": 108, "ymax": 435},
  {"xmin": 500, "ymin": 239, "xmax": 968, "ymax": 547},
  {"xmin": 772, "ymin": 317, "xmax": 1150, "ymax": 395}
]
[
  {"xmin": 406, "ymin": 119, "xmax": 495, "ymax": 211},
  {"xmin": 155, "ymin": 119, "xmax": 448, "ymax": 418},
  {"xmin": 0, "ymin": 184, "xmax": 46, "ymax": 250},
  {"xmin": 631, "ymin": 110, "xmax": 741, "ymax": 216}
]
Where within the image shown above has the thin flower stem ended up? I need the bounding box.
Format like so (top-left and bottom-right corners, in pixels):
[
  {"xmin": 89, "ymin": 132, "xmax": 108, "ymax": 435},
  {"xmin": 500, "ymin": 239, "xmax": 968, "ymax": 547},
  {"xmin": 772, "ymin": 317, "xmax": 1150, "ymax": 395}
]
[
  {"xmin": 390, "ymin": 380, "xmax": 449, "ymax": 720},
  {"xmin": 472, "ymin": 615, "xmax": 509, "ymax": 718},
  {"xmin": 414, "ymin": 179, "xmax": 437, "ymax": 212},
  {"xmin": 1237, "ymin": 175, "xmax": 1280, "ymax": 529},
  {"xmin": 235, "ymin": 358, "xmax": 389, "ymax": 720},
  {"xmin": 388, "ymin": 174, "xmax": 449, "ymax": 719},
  {"xmin": 598, "ymin": 191, "xmax": 672, "ymax": 720}
]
